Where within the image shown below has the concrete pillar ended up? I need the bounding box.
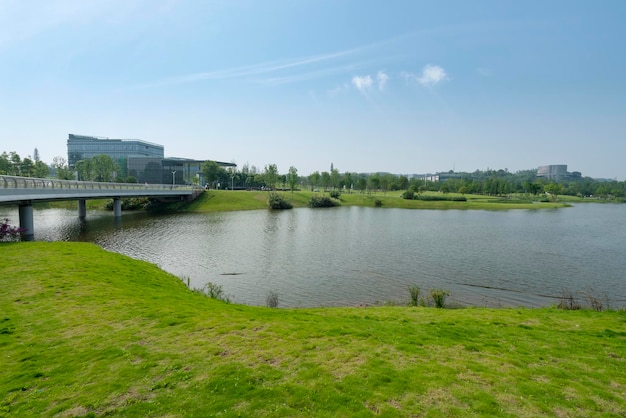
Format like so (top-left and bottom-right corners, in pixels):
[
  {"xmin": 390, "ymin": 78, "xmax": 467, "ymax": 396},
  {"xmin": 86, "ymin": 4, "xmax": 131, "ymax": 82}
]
[
  {"xmin": 113, "ymin": 198, "xmax": 122, "ymax": 218},
  {"xmin": 18, "ymin": 203, "xmax": 34, "ymax": 241},
  {"xmin": 78, "ymin": 199, "xmax": 87, "ymax": 220}
]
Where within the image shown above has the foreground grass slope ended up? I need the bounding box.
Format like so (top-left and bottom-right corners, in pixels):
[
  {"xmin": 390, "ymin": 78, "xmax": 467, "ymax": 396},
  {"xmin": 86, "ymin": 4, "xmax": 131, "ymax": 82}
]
[{"xmin": 2, "ymin": 243, "xmax": 624, "ymax": 417}]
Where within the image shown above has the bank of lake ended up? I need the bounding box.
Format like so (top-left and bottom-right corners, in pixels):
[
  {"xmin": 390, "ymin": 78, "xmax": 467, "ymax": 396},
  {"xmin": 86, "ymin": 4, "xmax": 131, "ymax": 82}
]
[{"xmin": 1, "ymin": 242, "xmax": 625, "ymax": 416}]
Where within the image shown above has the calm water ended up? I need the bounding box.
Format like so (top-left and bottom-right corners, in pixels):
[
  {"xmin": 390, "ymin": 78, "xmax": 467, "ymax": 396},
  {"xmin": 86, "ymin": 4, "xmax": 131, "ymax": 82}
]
[{"xmin": 2, "ymin": 204, "xmax": 625, "ymax": 308}]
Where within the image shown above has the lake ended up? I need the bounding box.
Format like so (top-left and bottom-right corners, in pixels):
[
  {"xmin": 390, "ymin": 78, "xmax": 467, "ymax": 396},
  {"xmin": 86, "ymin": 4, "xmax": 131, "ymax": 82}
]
[{"xmin": 2, "ymin": 204, "xmax": 625, "ymax": 308}]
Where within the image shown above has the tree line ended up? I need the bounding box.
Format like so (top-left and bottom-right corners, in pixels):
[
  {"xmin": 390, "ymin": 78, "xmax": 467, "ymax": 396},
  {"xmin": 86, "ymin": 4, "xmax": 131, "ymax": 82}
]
[{"xmin": 3, "ymin": 149, "xmax": 625, "ymax": 200}]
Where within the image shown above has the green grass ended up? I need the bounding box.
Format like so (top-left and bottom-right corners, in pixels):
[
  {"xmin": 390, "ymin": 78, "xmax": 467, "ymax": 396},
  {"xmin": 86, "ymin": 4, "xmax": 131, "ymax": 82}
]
[
  {"xmin": 182, "ymin": 190, "xmax": 570, "ymax": 212},
  {"xmin": 2, "ymin": 242, "xmax": 625, "ymax": 416}
]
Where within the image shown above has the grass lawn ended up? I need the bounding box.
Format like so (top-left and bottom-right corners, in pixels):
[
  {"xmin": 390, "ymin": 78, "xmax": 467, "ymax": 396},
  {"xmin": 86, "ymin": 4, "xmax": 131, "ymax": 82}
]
[
  {"xmin": 1, "ymin": 242, "xmax": 624, "ymax": 417},
  {"xmin": 182, "ymin": 189, "xmax": 571, "ymax": 212}
]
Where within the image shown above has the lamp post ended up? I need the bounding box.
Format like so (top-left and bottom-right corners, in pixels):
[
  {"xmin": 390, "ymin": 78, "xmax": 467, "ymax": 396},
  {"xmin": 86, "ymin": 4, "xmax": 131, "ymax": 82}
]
[{"xmin": 172, "ymin": 170, "xmax": 176, "ymax": 185}]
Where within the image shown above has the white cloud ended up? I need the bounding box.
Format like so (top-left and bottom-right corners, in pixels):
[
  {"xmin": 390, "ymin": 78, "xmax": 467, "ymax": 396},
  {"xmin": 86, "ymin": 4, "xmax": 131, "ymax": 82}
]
[
  {"xmin": 352, "ymin": 75, "xmax": 373, "ymax": 91},
  {"xmin": 417, "ymin": 65, "xmax": 448, "ymax": 86},
  {"xmin": 376, "ymin": 71, "xmax": 389, "ymax": 91}
]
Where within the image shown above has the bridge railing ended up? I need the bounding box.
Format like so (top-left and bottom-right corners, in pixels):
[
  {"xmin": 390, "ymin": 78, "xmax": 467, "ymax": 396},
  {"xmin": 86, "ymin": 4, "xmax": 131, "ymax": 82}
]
[{"xmin": 0, "ymin": 175, "xmax": 201, "ymax": 192}]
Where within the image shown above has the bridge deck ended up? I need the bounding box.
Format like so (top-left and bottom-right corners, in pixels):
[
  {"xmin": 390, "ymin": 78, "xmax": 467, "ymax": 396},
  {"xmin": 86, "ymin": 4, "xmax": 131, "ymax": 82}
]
[{"xmin": 0, "ymin": 175, "xmax": 201, "ymax": 205}]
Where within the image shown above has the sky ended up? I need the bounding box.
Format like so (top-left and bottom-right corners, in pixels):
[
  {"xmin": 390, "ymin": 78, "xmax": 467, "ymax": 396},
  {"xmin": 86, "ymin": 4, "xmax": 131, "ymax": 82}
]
[{"xmin": 1, "ymin": 0, "xmax": 625, "ymax": 179}]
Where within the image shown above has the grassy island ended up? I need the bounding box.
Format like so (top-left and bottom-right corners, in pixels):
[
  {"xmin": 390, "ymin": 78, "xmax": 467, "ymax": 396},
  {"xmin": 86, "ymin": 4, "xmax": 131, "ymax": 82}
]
[{"xmin": 1, "ymin": 242, "xmax": 624, "ymax": 416}]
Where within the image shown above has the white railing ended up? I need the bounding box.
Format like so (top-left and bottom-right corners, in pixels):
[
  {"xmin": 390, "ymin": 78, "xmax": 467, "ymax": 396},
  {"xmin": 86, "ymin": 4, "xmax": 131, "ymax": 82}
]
[{"xmin": 0, "ymin": 175, "xmax": 200, "ymax": 192}]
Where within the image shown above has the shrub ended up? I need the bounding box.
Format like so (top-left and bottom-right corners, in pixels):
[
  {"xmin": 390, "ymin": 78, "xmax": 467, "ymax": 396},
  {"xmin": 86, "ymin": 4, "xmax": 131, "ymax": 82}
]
[
  {"xmin": 557, "ymin": 289, "xmax": 581, "ymax": 310},
  {"xmin": 582, "ymin": 287, "xmax": 608, "ymax": 312},
  {"xmin": 409, "ymin": 285, "xmax": 421, "ymax": 306},
  {"xmin": 202, "ymin": 282, "xmax": 231, "ymax": 303},
  {"xmin": 403, "ymin": 190, "xmax": 415, "ymax": 200},
  {"xmin": 374, "ymin": 199, "xmax": 383, "ymax": 207},
  {"xmin": 329, "ymin": 190, "xmax": 341, "ymax": 199},
  {"xmin": 266, "ymin": 291, "xmax": 279, "ymax": 308},
  {"xmin": 430, "ymin": 289, "xmax": 450, "ymax": 308},
  {"xmin": 268, "ymin": 193, "xmax": 293, "ymax": 209},
  {"xmin": 308, "ymin": 195, "xmax": 340, "ymax": 208},
  {"xmin": 1, "ymin": 218, "xmax": 23, "ymax": 242}
]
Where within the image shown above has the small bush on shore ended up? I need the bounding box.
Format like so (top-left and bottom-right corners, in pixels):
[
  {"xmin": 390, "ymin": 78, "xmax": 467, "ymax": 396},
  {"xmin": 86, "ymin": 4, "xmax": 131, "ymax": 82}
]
[
  {"xmin": 430, "ymin": 289, "xmax": 450, "ymax": 308},
  {"xmin": 409, "ymin": 285, "xmax": 421, "ymax": 306},
  {"xmin": 309, "ymin": 195, "xmax": 340, "ymax": 208},
  {"xmin": 266, "ymin": 291, "xmax": 279, "ymax": 308},
  {"xmin": 268, "ymin": 193, "xmax": 293, "ymax": 209}
]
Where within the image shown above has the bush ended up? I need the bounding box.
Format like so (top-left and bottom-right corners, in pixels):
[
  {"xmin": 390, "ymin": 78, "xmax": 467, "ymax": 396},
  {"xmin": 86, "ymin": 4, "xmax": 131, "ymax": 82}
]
[
  {"xmin": 329, "ymin": 190, "xmax": 341, "ymax": 199},
  {"xmin": 309, "ymin": 195, "xmax": 341, "ymax": 208},
  {"xmin": 1, "ymin": 218, "xmax": 23, "ymax": 242},
  {"xmin": 402, "ymin": 190, "xmax": 415, "ymax": 200},
  {"xmin": 266, "ymin": 291, "xmax": 279, "ymax": 308},
  {"xmin": 201, "ymin": 282, "xmax": 231, "ymax": 303},
  {"xmin": 374, "ymin": 199, "xmax": 383, "ymax": 207},
  {"xmin": 430, "ymin": 289, "xmax": 450, "ymax": 308},
  {"xmin": 557, "ymin": 289, "xmax": 581, "ymax": 310},
  {"xmin": 409, "ymin": 285, "xmax": 421, "ymax": 306},
  {"xmin": 268, "ymin": 193, "xmax": 293, "ymax": 209}
]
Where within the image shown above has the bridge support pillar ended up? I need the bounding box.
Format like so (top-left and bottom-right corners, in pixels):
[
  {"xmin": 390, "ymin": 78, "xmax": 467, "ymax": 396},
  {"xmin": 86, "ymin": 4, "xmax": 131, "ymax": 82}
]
[
  {"xmin": 78, "ymin": 199, "xmax": 87, "ymax": 220},
  {"xmin": 18, "ymin": 203, "xmax": 34, "ymax": 241},
  {"xmin": 113, "ymin": 198, "xmax": 122, "ymax": 218}
]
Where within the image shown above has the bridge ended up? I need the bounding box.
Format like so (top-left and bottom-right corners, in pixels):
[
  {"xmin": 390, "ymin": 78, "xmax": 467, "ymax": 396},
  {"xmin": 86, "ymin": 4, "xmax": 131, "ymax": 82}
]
[{"xmin": 0, "ymin": 175, "xmax": 203, "ymax": 240}]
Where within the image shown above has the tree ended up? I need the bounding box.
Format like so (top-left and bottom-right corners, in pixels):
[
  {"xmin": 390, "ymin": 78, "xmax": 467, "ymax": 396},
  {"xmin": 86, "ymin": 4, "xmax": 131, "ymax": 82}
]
[
  {"xmin": 320, "ymin": 171, "xmax": 331, "ymax": 191},
  {"xmin": 33, "ymin": 160, "xmax": 49, "ymax": 178},
  {"xmin": 330, "ymin": 167, "xmax": 340, "ymax": 190},
  {"xmin": 396, "ymin": 175, "xmax": 409, "ymax": 191},
  {"xmin": 343, "ymin": 171, "xmax": 354, "ymax": 193},
  {"xmin": 544, "ymin": 183, "xmax": 563, "ymax": 202},
  {"xmin": 91, "ymin": 154, "xmax": 119, "ymax": 182},
  {"xmin": 308, "ymin": 171, "xmax": 321, "ymax": 191},
  {"xmin": 287, "ymin": 166, "xmax": 298, "ymax": 193},
  {"xmin": 20, "ymin": 157, "xmax": 34, "ymax": 177},
  {"xmin": 52, "ymin": 156, "xmax": 74, "ymax": 180},
  {"xmin": 202, "ymin": 161, "xmax": 226, "ymax": 188},
  {"xmin": 264, "ymin": 164, "xmax": 278, "ymax": 190},
  {"xmin": 356, "ymin": 177, "xmax": 367, "ymax": 194},
  {"xmin": 368, "ymin": 174, "xmax": 380, "ymax": 193},
  {"xmin": 75, "ymin": 159, "xmax": 93, "ymax": 181}
]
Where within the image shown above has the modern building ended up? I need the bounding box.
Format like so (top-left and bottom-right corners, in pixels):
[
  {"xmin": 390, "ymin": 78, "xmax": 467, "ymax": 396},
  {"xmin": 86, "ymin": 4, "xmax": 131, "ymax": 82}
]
[
  {"xmin": 67, "ymin": 134, "xmax": 164, "ymax": 168},
  {"xmin": 537, "ymin": 165, "xmax": 569, "ymax": 182},
  {"xmin": 67, "ymin": 133, "xmax": 235, "ymax": 184}
]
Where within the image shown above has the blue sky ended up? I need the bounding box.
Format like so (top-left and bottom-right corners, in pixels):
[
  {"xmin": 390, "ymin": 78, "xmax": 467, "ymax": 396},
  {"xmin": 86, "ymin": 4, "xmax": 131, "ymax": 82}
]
[{"xmin": 1, "ymin": 0, "xmax": 625, "ymax": 179}]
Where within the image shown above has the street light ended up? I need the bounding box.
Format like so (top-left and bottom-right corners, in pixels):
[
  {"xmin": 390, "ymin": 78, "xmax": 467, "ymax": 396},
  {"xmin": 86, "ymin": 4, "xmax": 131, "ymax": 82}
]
[{"xmin": 172, "ymin": 170, "xmax": 176, "ymax": 185}]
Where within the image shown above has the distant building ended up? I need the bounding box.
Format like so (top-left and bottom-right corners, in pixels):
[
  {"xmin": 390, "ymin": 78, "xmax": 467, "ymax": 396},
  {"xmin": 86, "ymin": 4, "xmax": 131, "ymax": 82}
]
[
  {"xmin": 67, "ymin": 134, "xmax": 164, "ymax": 168},
  {"xmin": 537, "ymin": 165, "xmax": 569, "ymax": 182},
  {"xmin": 67, "ymin": 133, "xmax": 234, "ymax": 184}
]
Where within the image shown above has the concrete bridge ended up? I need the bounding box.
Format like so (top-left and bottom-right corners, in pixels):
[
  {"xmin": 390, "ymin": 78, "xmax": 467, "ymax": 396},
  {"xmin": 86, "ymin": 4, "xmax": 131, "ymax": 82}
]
[{"xmin": 0, "ymin": 175, "xmax": 203, "ymax": 240}]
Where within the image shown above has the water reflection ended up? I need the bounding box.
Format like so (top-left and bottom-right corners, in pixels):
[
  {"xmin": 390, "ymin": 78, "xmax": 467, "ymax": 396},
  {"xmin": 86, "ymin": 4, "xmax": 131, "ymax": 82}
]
[{"xmin": 2, "ymin": 204, "xmax": 625, "ymax": 309}]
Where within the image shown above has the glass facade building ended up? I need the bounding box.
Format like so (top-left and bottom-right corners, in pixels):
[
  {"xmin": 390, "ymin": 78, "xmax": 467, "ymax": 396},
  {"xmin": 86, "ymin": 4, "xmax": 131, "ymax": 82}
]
[
  {"xmin": 67, "ymin": 134, "xmax": 164, "ymax": 168},
  {"xmin": 67, "ymin": 133, "xmax": 235, "ymax": 185}
]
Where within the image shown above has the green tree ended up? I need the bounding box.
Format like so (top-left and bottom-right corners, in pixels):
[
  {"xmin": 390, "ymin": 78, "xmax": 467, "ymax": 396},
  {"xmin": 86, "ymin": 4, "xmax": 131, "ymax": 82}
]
[
  {"xmin": 264, "ymin": 164, "xmax": 278, "ymax": 190},
  {"xmin": 91, "ymin": 154, "xmax": 119, "ymax": 182},
  {"xmin": 75, "ymin": 159, "xmax": 93, "ymax": 181},
  {"xmin": 368, "ymin": 174, "xmax": 380, "ymax": 194},
  {"xmin": 320, "ymin": 171, "xmax": 331, "ymax": 191},
  {"xmin": 330, "ymin": 167, "xmax": 340, "ymax": 190},
  {"xmin": 202, "ymin": 161, "xmax": 226, "ymax": 188},
  {"xmin": 20, "ymin": 157, "xmax": 34, "ymax": 177},
  {"xmin": 287, "ymin": 166, "xmax": 298, "ymax": 193},
  {"xmin": 52, "ymin": 156, "xmax": 74, "ymax": 180},
  {"xmin": 308, "ymin": 171, "xmax": 321, "ymax": 190},
  {"xmin": 544, "ymin": 183, "xmax": 563, "ymax": 202},
  {"xmin": 0, "ymin": 152, "xmax": 10, "ymax": 174},
  {"xmin": 396, "ymin": 175, "xmax": 409, "ymax": 191},
  {"xmin": 33, "ymin": 160, "xmax": 49, "ymax": 178},
  {"xmin": 356, "ymin": 177, "xmax": 367, "ymax": 194}
]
